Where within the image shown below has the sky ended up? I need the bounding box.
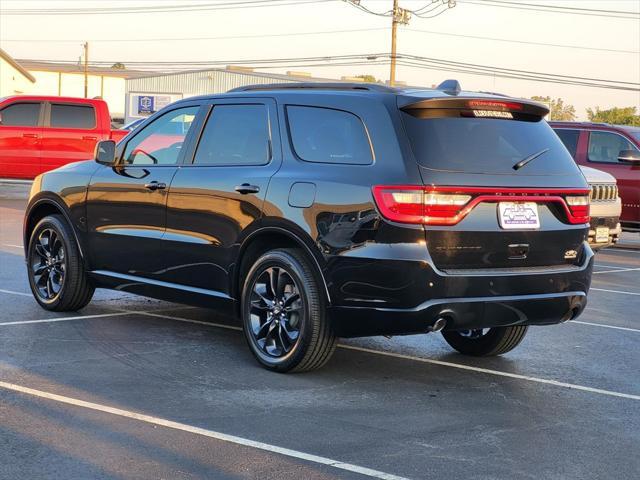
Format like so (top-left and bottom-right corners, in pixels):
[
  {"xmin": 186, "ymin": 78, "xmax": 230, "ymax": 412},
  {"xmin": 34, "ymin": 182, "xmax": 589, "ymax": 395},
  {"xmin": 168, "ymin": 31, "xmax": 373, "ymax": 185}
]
[{"xmin": 1, "ymin": 0, "xmax": 639, "ymax": 120}]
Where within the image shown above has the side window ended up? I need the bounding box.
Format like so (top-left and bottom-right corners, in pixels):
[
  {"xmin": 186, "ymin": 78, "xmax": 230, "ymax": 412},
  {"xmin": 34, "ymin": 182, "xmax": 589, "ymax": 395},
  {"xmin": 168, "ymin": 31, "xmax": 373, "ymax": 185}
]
[
  {"xmin": 588, "ymin": 131, "xmax": 638, "ymax": 163},
  {"xmin": 0, "ymin": 102, "xmax": 41, "ymax": 127},
  {"xmin": 554, "ymin": 129, "xmax": 580, "ymax": 158},
  {"xmin": 50, "ymin": 104, "xmax": 96, "ymax": 129},
  {"xmin": 123, "ymin": 106, "xmax": 198, "ymax": 166},
  {"xmin": 193, "ymin": 104, "xmax": 270, "ymax": 166},
  {"xmin": 287, "ymin": 106, "xmax": 373, "ymax": 165}
]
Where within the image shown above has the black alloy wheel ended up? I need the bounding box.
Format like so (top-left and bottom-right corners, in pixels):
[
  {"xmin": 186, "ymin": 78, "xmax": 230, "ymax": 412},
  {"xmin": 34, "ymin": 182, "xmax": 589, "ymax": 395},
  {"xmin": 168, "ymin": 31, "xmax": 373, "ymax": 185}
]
[
  {"xmin": 242, "ymin": 248, "xmax": 336, "ymax": 372},
  {"xmin": 27, "ymin": 215, "xmax": 94, "ymax": 311}
]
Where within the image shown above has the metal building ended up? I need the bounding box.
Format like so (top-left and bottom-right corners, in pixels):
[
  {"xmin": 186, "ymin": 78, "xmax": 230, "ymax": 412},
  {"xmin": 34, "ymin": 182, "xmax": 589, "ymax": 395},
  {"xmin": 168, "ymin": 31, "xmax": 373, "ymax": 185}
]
[{"xmin": 124, "ymin": 67, "xmax": 339, "ymax": 123}]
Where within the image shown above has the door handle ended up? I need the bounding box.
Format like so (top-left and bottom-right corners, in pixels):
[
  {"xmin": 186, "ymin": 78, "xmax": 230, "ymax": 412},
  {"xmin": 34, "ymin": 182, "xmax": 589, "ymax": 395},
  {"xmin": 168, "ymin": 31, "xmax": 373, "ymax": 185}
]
[
  {"xmin": 235, "ymin": 184, "xmax": 260, "ymax": 195},
  {"xmin": 22, "ymin": 133, "xmax": 38, "ymax": 138},
  {"xmin": 82, "ymin": 135, "xmax": 97, "ymax": 141},
  {"xmin": 144, "ymin": 181, "xmax": 167, "ymax": 191}
]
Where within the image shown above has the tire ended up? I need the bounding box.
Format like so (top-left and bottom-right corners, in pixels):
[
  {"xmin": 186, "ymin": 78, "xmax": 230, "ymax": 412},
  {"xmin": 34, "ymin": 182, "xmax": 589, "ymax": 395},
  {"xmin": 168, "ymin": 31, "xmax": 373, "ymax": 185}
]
[
  {"xmin": 241, "ymin": 248, "xmax": 336, "ymax": 372},
  {"xmin": 441, "ymin": 326, "xmax": 528, "ymax": 356},
  {"xmin": 27, "ymin": 214, "xmax": 94, "ymax": 312}
]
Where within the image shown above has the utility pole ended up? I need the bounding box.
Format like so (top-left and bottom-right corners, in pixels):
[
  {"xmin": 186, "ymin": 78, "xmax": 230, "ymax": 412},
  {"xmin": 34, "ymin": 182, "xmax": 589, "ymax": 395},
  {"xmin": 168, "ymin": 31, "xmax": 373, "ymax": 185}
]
[
  {"xmin": 83, "ymin": 42, "xmax": 89, "ymax": 98},
  {"xmin": 389, "ymin": 1, "xmax": 410, "ymax": 86}
]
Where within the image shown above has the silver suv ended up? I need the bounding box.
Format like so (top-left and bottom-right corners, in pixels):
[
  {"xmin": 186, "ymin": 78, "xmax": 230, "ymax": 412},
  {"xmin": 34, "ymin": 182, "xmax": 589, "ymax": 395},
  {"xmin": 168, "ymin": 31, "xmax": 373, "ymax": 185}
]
[{"xmin": 579, "ymin": 165, "xmax": 621, "ymax": 249}]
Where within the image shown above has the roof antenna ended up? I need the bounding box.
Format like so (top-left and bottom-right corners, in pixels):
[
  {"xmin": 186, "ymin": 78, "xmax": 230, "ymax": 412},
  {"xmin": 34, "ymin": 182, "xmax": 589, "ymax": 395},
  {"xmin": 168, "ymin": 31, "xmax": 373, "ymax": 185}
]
[{"xmin": 436, "ymin": 79, "xmax": 461, "ymax": 96}]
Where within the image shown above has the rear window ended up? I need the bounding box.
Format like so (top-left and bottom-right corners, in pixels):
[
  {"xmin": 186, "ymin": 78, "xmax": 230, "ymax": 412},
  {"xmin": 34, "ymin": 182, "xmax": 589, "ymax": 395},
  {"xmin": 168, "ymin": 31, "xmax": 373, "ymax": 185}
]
[
  {"xmin": 287, "ymin": 106, "xmax": 373, "ymax": 165},
  {"xmin": 554, "ymin": 129, "xmax": 580, "ymax": 158},
  {"xmin": 402, "ymin": 114, "xmax": 578, "ymax": 175},
  {"xmin": 0, "ymin": 102, "xmax": 40, "ymax": 126},
  {"xmin": 50, "ymin": 104, "xmax": 96, "ymax": 129}
]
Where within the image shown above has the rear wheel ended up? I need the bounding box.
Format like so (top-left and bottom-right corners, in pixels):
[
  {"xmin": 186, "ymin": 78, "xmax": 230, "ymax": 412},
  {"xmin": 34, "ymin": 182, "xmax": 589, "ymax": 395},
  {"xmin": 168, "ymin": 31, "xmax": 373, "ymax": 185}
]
[
  {"xmin": 441, "ymin": 326, "xmax": 528, "ymax": 356},
  {"xmin": 27, "ymin": 215, "xmax": 94, "ymax": 311},
  {"xmin": 241, "ymin": 248, "xmax": 336, "ymax": 372}
]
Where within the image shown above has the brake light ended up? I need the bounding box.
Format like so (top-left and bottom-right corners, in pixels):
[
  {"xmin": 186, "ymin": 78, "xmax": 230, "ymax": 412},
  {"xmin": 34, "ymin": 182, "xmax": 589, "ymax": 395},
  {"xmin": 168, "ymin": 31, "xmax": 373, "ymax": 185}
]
[
  {"xmin": 372, "ymin": 186, "xmax": 590, "ymax": 226},
  {"xmin": 565, "ymin": 195, "xmax": 590, "ymax": 223},
  {"xmin": 467, "ymin": 100, "xmax": 523, "ymax": 111}
]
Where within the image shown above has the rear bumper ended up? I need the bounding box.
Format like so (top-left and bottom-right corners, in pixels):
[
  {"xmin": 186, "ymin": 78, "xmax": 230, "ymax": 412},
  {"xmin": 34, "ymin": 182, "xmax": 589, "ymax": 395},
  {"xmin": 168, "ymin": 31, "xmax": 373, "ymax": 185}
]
[
  {"xmin": 331, "ymin": 291, "xmax": 587, "ymax": 337},
  {"xmin": 328, "ymin": 242, "xmax": 593, "ymax": 337},
  {"xmin": 588, "ymin": 216, "xmax": 621, "ymax": 248}
]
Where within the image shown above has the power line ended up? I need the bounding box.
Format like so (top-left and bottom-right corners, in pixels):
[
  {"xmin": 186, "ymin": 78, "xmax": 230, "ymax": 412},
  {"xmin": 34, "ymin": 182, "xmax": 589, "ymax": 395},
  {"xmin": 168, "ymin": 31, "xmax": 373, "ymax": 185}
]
[
  {"xmin": 25, "ymin": 53, "xmax": 638, "ymax": 91},
  {"xmin": 0, "ymin": 27, "xmax": 389, "ymax": 44},
  {"xmin": 0, "ymin": 0, "xmax": 335, "ymax": 15},
  {"xmin": 458, "ymin": 0, "xmax": 640, "ymax": 19}
]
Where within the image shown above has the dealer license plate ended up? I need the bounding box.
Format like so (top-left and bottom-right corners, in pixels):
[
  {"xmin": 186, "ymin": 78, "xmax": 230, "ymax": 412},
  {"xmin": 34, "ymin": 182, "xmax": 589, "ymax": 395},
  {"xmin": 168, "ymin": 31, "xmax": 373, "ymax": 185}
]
[
  {"xmin": 595, "ymin": 227, "xmax": 610, "ymax": 243},
  {"xmin": 498, "ymin": 202, "xmax": 540, "ymax": 229}
]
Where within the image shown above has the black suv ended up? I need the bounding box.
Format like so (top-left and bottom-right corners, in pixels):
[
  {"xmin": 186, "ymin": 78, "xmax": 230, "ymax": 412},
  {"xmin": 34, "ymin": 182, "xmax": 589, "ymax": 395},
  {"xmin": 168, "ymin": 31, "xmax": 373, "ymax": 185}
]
[{"xmin": 24, "ymin": 81, "xmax": 593, "ymax": 372}]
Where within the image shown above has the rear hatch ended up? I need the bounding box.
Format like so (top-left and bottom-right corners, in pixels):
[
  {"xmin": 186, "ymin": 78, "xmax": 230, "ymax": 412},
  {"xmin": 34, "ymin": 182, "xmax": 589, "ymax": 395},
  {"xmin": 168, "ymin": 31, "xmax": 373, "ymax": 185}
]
[{"xmin": 379, "ymin": 95, "xmax": 590, "ymax": 271}]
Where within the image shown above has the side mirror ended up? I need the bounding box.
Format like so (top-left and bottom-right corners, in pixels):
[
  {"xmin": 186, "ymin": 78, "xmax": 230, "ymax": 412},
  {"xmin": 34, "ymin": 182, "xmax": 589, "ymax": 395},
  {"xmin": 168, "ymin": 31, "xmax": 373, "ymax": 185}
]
[
  {"xmin": 618, "ymin": 149, "xmax": 640, "ymax": 163},
  {"xmin": 95, "ymin": 140, "xmax": 116, "ymax": 165}
]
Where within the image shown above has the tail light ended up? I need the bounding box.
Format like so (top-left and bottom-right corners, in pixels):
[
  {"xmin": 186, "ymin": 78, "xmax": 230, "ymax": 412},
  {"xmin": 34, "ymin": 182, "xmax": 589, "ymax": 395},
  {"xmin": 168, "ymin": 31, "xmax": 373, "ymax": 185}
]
[{"xmin": 372, "ymin": 186, "xmax": 590, "ymax": 226}]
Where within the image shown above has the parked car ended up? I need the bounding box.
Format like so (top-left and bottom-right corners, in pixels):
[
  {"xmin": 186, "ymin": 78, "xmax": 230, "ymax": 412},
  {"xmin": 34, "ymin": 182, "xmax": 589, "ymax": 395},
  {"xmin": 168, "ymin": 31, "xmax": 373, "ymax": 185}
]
[
  {"xmin": 550, "ymin": 122, "xmax": 640, "ymax": 232},
  {"xmin": 24, "ymin": 81, "xmax": 593, "ymax": 372},
  {"xmin": 0, "ymin": 96, "xmax": 128, "ymax": 179},
  {"xmin": 579, "ymin": 166, "xmax": 621, "ymax": 249}
]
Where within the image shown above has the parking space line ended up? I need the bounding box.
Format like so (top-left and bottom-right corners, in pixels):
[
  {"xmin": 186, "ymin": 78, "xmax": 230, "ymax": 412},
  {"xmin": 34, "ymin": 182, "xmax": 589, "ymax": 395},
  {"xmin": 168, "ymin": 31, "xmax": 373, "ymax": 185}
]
[
  {"xmin": 339, "ymin": 345, "xmax": 640, "ymax": 401},
  {"xmin": 593, "ymin": 267, "xmax": 640, "ymax": 274},
  {"xmin": 136, "ymin": 312, "xmax": 640, "ymax": 401},
  {"xmin": 0, "ymin": 288, "xmax": 31, "ymax": 297},
  {"xmin": 572, "ymin": 321, "xmax": 640, "ymax": 333},
  {"xmin": 0, "ymin": 312, "xmax": 126, "ymax": 326},
  {"xmin": 591, "ymin": 287, "xmax": 640, "ymax": 296},
  {"xmin": 0, "ymin": 381, "xmax": 411, "ymax": 480},
  {"xmin": 605, "ymin": 248, "xmax": 640, "ymax": 254},
  {"xmin": 2, "ymin": 244, "xmax": 23, "ymax": 249}
]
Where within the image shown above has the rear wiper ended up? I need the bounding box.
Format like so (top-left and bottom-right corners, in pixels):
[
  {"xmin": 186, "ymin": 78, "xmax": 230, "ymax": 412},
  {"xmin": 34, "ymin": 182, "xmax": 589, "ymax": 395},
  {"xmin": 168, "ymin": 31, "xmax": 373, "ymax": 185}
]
[{"xmin": 512, "ymin": 148, "xmax": 550, "ymax": 171}]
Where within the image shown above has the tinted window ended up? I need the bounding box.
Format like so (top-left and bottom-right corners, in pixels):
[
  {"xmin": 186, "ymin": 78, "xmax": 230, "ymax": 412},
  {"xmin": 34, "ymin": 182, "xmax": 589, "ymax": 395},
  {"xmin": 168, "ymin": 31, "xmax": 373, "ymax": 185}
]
[
  {"xmin": 554, "ymin": 129, "xmax": 580, "ymax": 158},
  {"xmin": 123, "ymin": 106, "xmax": 198, "ymax": 165},
  {"xmin": 50, "ymin": 104, "xmax": 96, "ymax": 128},
  {"xmin": 0, "ymin": 102, "xmax": 40, "ymax": 126},
  {"xmin": 287, "ymin": 106, "xmax": 373, "ymax": 165},
  {"xmin": 194, "ymin": 104, "xmax": 269, "ymax": 166},
  {"xmin": 402, "ymin": 115, "xmax": 578, "ymax": 175},
  {"xmin": 588, "ymin": 131, "xmax": 639, "ymax": 163}
]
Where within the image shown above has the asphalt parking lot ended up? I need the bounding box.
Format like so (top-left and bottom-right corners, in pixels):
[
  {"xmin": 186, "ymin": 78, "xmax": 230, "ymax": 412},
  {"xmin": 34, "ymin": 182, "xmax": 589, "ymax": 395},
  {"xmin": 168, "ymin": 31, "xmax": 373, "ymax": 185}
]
[{"xmin": 1, "ymin": 188, "xmax": 638, "ymax": 480}]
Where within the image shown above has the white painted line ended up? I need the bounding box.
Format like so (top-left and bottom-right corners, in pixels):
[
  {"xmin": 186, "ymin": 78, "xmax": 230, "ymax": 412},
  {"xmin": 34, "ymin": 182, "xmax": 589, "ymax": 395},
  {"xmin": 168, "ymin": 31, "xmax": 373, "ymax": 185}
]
[
  {"xmin": 2, "ymin": 244, "xmax": 23, "ymax": 249},
  {"xmin": 606, "ymin": 248, "xmax": 640, "ymax": 254},
  {"xmin": 339, "ymin": 345, "xmax": 640, "ymax": 401},
  {"xmin": 136, "ymin": 311, "xmax": 640, "ymax": 401},
  {"xmin": 0, "ymin": 312, "xmax": 126, "ymax": 326},
  {"xmin": 591, "ymin": 287, "xmax": 640, "ymax": 296},
  {"xmin": 572, "ymin": 321, "xmax": 640, "ymax": 333},
  {"xmin": 0, "ymin": 381, "xmax": 411, "ymax": 480},
  {"xmin": 0, "ymin": 288, "xmax": 31, "ymax": 297},
  {"xmin": 139, "ymin": 311, "xmax": 243, "ymax": 331},
  {"xmin": 593, "ymin": 267, "xmax": 640, "ymax": 274},
  {"xmin": 593, "ymin": 264, "xmax": 627, "ymax": 270}
]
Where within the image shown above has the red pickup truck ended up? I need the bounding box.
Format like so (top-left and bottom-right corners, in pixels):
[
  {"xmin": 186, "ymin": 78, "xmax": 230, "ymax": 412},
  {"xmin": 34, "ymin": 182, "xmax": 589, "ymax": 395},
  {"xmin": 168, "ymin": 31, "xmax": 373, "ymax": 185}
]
[{"xmin": 0, "ymin": 96, "xmax": 127, "ymax": 179}]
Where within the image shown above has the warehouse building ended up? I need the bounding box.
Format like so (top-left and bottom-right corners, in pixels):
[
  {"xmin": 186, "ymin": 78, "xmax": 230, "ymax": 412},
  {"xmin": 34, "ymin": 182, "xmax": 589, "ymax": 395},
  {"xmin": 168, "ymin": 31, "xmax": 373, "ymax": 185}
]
[{"xmin": 124, "ymin": 67, "xmax": 350, "ymax": 123}]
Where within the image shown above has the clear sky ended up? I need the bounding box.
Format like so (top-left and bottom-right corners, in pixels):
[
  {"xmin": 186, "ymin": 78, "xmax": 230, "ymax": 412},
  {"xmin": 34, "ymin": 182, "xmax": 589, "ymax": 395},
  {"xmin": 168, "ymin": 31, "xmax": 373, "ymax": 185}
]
[{"xmin": 1, "ymin": 0, "xmax": 639, "ymax": 119}]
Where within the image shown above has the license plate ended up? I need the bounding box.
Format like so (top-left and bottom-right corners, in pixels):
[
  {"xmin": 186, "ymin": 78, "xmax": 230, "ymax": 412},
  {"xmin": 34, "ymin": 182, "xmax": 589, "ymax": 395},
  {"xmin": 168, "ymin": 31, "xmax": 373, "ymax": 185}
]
[
  {"xmin": 498, "ymin": 202, "xmax": 540, "ymax": 229},
  {"xmin": 595, "ymin": 226, "xmax": 610, "ymax": 243}
]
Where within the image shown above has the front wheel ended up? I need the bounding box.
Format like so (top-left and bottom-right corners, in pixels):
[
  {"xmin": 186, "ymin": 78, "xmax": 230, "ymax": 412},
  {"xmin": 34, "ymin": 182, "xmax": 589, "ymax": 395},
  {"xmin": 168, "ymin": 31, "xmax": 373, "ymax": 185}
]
[
  {"xmin": 27, "ymin": 215, "xmax": 94, "ymax": 311},
  {"xmin": 441, "ymin": 326, "xmax": 528, "ymax": 356},
  {"xmin": 241, "ymin": 248, "xmax": 336, "ymax": 372}
]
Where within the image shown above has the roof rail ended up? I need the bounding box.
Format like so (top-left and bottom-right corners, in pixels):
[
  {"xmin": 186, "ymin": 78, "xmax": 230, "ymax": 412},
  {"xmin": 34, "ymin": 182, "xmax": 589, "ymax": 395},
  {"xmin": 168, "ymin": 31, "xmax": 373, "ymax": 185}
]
[{"xmin": 228, "ymin": 82, "xmax": 398, "ymax": 93}]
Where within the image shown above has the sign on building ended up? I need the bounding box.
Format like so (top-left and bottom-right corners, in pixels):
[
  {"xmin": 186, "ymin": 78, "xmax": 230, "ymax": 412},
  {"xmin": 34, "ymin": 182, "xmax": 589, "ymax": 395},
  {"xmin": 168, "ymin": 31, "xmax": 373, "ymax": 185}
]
[{"xmin": 125, "ymin": 92, "xmax": 183, "ymax": 123}]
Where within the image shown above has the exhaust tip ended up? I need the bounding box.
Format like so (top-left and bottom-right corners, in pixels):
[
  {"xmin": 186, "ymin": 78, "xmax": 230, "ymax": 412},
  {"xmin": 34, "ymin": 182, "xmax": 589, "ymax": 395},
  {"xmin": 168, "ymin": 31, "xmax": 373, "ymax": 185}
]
[{"xmin": 428, "ymin": 317, "xmax": 448, "ymax": 333}]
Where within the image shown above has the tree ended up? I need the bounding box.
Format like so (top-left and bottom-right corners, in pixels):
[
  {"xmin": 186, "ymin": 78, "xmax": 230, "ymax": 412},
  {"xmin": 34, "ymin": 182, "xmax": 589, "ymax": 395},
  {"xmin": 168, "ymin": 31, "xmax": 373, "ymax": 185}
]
[
  {"xmin": 531, "ymin": 96, "xmax": 576, "ymax": 121},
  {"xmin": 354, "ymin": 74, "xmax": 379, "ymax": 83},
  {"xmin": 586, "ymin": 106, "xmax": 640, "ymax": 126},
  {"xmin": 111, "ymin": 62, "xmax": 126, "ymax": 69}
]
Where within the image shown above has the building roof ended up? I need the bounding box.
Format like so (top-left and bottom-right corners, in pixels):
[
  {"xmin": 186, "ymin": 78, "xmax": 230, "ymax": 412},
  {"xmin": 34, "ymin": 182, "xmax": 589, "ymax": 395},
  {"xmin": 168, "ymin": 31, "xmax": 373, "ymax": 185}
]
[
  {"xmin": 15, "ymin": 59, "xmax": 149, "ymax": 79},
  {"xmin": 0, "ymin": 48, "xmax": 36, "ymax": 83}
]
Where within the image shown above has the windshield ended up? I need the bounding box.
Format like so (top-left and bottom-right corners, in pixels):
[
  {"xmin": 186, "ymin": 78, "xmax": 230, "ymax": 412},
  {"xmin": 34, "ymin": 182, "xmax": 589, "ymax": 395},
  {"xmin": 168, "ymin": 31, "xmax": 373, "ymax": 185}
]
[{"xmin": 402, "ymin": 114, "xmax": 579, "ymax": 175}]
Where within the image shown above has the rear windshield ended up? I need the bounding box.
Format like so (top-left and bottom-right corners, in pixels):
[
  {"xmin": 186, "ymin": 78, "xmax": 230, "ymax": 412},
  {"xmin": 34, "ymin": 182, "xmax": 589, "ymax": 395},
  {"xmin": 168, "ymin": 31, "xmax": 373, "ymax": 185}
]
[{"xmin": 402, "ymin": 114, "xmax": 578, "ymax": 175}]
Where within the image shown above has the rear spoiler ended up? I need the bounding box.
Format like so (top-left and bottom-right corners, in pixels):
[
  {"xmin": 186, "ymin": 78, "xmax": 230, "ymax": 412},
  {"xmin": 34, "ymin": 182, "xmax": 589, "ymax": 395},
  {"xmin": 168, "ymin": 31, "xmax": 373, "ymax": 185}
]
[{"xmin": 399, "ymin": 96, "xmax": 549, "ymax": 121}]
